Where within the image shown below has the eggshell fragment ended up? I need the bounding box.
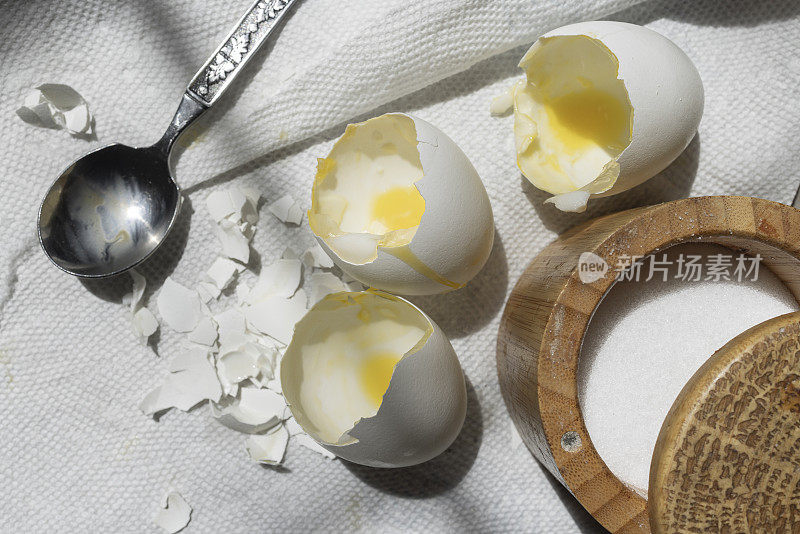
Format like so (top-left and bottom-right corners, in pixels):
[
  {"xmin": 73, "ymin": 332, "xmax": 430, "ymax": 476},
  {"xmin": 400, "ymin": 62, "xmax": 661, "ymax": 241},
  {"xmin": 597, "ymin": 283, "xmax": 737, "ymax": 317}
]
[
  {"xmin": 206, "ymin": 189, "xmax": 248, "ymax": 222},
  {"xmin": 154, "ymin": 491, "xmax": 192, "ymax": 534},
  {"xmin": 309, "ymin": 113, "xmax": 494, "ymax": 295},
  {"xmin": 282, "ymin": 247, "xmax": 300, "ymax": 260},
  {"xmin": 205, "ymin": 257, "xmax": 239, "ymax": 290},
  {"xmin": 123, "ymin": 269, "xmax": 147, "ymax": 311},
  {"xmin": 213, "ymin": 387, "xmax": 288, "ymax": 434},
  {"xmin": 281, "ymin": 290, "xmax": 467, "ymax": 467},
  {"xmin": 247, "ymin": 258, "xmax": 302, "ymax": 303},
  {"xmin": 16, "ymin": 84, "xmax": 93, "ymax": 135},
  {"xmin": 196, "ymin": 282, "xmax": 221, "ymax": 303},
  {"xmin": 302, "ymin": 243, "xmax": 334, "ymax": 269},
  {"xmin": 133, "ymin": 307, "xmax": 159, "ymax": 338},
  {"xmin": 214, "ymin": 307, "xmax": 249, "ymax": 349},
  {"xmin": 544, "ymin": 190, "xmax": 592, "ymax": 213},
  {"xmin": 156, "ymin": 278, "xmax": 203, "ymax": 333},
  {"xmin": 217, "ymin": 344, "xmax": 261, "ymax": 385},
  {"xmin": 269, "ymin": 195, "xmax": 303, "ymax": 225},
  {"xmin": 245, "ymin": 290, "xmax": 307, "ymax": 345},
  {"xmin": 214, "ymin": 220, "xmax": 250, "ymax": 264},
  {"xmin": 188, "ymin": 316, "xmax": 218, "ymax": 346},
  {"xmin": 489, "ymin": 86, "xmax": 515, "ymax": 116},
  {"xmin": 140, "ymin": 348, "xmax": 222, "ymax": 414},
  {"xmin": 244, "ymin": 425, "xmax": 289, "ymax": 465},
  {"xmin": 124, "ymin": 269, "xmax": 159, "ymax": 342},
  {"xmin": 294, "ymin": 433, "xmax": 337, "ymax": 459},
  {"xmin": 307, "ymin": 272, "xmax": 347, "ymax": 305}
]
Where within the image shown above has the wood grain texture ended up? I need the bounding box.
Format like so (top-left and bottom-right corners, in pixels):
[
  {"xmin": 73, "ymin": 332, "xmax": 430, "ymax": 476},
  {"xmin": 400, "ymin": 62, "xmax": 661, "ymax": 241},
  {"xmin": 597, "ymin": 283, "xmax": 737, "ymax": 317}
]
[
  {"xmin": 496, "ymin": 196, "xmax": 800, "ymax": 533},
  {"xmin": 649, "ymin": 312, "xmax": 800, "ymax": 534}
]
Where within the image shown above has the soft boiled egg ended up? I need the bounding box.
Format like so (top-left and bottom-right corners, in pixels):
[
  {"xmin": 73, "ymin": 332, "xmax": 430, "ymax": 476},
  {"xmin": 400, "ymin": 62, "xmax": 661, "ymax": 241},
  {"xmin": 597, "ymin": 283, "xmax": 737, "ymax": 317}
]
[
  {"xmin": 512, "ymin": 21, "xmax": 704, "ymax": 212},
  {"xmin": 308, "ymin": 113, "xmax": 494, "ymax": 295},
  {"xmin": 280, "ymin": 290, "xmax": 467, "ymax": 467}
]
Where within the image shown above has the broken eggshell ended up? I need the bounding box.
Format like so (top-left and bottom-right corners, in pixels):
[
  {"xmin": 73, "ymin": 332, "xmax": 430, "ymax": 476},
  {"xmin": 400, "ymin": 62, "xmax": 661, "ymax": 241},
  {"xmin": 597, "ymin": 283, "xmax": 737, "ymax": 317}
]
[
  {"xmin": 211, "ymin": 387, "xmax": 288, "ymax": 434},
  {"xmin": 309, "ymin": 113, "xmax": 494, "ymax": 296},
  {"xmin": 16, "ymin": 84, "xmax": 93, "ymax": 135},
  {"xmin": 281, "ymin": 290, "xmax": 467, "ymax": 468},
  {"xmin": 514, "ymin": 21, "xmax": 703, "ymax": 212},
  {"xmin": 153, "ymin": 490, "xmax": 192, "ymax": 534}
]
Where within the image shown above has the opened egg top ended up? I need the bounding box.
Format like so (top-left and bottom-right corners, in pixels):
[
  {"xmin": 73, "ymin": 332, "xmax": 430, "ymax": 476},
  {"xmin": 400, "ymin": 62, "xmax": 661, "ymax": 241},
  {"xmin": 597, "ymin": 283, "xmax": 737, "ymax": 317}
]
[
  {"xmin": 512, "ymin": 21, "xmax": 704, "ymax": 212},
  {"xmin": 281, "ymin": 290, "xmax": 467, "ymax": 467},
  {"xmin": 309, "ymin": 113, "xmax": 494, "ymax": 295}
]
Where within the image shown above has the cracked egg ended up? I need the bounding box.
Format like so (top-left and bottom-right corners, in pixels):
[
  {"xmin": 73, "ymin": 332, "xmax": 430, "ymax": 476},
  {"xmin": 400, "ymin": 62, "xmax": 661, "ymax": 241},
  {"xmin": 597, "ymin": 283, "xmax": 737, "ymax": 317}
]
[
  {"xmin": 308, "ymin": 113, "xmax": 494, "ymax": 295},
  {"xmin": 513, "ymin": 21, "xmax": 704, "ymax": 212},
  {"xmin": 280, "ymin": 290, "xmax": 467, "ymax": 467}
]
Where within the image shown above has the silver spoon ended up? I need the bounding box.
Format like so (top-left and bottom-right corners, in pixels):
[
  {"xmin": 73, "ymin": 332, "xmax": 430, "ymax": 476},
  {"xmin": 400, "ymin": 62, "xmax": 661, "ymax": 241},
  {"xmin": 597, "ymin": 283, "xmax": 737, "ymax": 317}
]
[{"xmin": 38, "ymin": 0, "xmax": 299, "ymax": 278}]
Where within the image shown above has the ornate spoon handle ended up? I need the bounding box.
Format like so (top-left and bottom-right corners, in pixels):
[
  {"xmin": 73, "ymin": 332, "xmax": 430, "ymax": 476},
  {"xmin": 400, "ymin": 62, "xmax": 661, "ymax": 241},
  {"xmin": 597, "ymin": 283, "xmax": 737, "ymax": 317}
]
[
  {"xmin": 187, "ymin": 0, "xmax": 298, "ymax": 106},
  {"xmin": 154, "ymin": 0, "xmax": 299, "ymax": 156}
]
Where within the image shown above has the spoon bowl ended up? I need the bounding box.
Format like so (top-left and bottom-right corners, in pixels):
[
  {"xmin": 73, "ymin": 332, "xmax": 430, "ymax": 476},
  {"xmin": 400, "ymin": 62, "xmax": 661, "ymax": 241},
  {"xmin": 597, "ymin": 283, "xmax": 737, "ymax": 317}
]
[
  {"xmin": 36, "ymin": 0, "xmax": 299, "ymax": 278},
  {"xmin": 38, "ymin": 143, "xmax": 179, "ymax": 277}
]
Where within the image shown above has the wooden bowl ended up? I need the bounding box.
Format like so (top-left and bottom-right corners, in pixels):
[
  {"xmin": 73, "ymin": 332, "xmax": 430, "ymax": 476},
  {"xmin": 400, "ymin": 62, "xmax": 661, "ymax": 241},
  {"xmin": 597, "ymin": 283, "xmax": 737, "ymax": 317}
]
[{"xmin": 496, "ymin": 196, "xmax": 800, "ymax": 533}]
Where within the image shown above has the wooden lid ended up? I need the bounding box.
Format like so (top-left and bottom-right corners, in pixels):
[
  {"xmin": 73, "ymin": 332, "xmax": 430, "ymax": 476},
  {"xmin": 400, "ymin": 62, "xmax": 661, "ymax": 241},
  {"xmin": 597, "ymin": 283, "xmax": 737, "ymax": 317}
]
[{"xmin": 649, "ymin": 311, "xmax": 800, "ymax": 533}]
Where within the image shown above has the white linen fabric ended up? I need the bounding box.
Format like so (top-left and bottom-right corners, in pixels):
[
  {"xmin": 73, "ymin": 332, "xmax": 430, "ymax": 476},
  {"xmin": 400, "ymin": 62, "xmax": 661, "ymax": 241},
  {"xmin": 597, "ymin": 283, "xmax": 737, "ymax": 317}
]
[{"xmin": 1, "ymin": 0, "xmax": 799, "ymax": 531}]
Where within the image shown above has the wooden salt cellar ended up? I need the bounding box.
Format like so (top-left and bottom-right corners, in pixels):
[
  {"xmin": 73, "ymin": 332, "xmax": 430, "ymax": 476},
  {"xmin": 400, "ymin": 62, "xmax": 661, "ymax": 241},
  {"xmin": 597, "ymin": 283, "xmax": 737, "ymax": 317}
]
[
  {"xmin": 649, "ymin": 312, "xmax": 800, "ymax": 533},
  {"xmin": 496, "ymin": 196, "xmax": 800, "ymax": 533}
]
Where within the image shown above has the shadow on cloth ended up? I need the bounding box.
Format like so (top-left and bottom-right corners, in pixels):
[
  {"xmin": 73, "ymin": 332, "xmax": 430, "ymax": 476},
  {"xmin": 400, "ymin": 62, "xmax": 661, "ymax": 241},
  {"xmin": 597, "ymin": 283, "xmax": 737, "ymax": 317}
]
[
  {"xmin": 343, "ymin": 377, "xmax": 483, "ymax": 498},
  {"xmin": 182, "ymin": 40, "xmax": 528, "ymax": 196},
  {"xmin": 408, "ymin": 230, "xmax": 508, "ymax": 340},
  {"xmin": 525, "ymin": 134, "xmax": 700, "ymax": 236},
  {"xmin": 166, "ymin": 0, "xmax": 306, "ymax": 182},
  {"xmin": 540, "ymin": 463, "xmax": 609, "ymax": 534},
  {"xmin": 612, "ymin": 0, "xmax": 800, "ymax": 27}
]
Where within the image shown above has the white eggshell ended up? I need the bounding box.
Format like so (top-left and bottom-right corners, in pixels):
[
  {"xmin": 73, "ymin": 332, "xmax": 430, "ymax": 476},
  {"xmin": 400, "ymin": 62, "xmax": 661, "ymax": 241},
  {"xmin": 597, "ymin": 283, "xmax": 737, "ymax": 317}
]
[
  {"xmin": 281, "ymin": 291, "xmax": 467, "ymax": 467},
  {"xmin": 315, "ymin": 114, "xmax": 494, "ymax": 296},
  {"xmin": 538, "ymin": 21, "xmax": 704, "ymax": 197}
]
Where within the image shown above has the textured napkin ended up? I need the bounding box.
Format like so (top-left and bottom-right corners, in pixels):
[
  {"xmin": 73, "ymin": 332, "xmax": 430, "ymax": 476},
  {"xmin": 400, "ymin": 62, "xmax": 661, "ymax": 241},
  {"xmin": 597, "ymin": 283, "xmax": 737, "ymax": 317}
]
[{"xmin": 2, "ymin": 0, "xmax": 799, "ymax": 531}]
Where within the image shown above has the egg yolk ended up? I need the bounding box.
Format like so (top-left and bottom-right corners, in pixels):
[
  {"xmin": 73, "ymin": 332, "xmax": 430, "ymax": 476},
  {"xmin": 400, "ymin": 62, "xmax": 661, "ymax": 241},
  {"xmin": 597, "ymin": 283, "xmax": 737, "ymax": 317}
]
[
  {"xmin": 543, "ymin": 87, "xmax": 629, "ymax": 153},
  {"xmin": 360, "ymin": 351, "xmax": 402, "ymax": 408},
  {"xmin": 370, "ymin": 186, "xmax": 425, "ymax": 231}
]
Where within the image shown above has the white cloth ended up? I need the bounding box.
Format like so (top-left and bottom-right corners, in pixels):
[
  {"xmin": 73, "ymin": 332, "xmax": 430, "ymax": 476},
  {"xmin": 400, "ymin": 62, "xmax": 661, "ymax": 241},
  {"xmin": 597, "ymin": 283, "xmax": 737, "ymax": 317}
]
[{"xmin": 2, "ymin": 0, "xmax": 799, "ymax": 531}]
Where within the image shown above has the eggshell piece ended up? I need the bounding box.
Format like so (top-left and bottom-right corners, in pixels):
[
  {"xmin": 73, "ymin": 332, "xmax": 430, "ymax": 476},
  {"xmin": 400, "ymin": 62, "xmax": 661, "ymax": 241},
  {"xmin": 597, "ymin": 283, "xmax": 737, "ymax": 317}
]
[
  {"xmin": 214, "ymin": 219, "xmax": 250, "ymax": 264},
  {"xmin": 212, "ymin": 387, "xmax": 288, "ymax": 434},
  {"xmin": 490, "ymin": 86, "xmax": 515, "ymax": 116},
  {"xmin": 544, "ymin": 190, "xmax": 591, "ymax": 213},
  {"xmin": 307, "ymin": 272, "xmax": 347, "ymax": 305},
  {"xmin": 214, "ymin": 307, "xmax": 248, "ymax": 348},
  {"xmin": 294, "ymin": 433, "xmax": 336, "ymax": 459},
  {"xmin": 244, "ymin": 424, "xmax": 289, "ymax": 465},
  {"xmin": 206, "ymin": 189, "xmax": 247, "ymax": 222},
  {"xmin": 247, "ymin": 258, "xmax": 302, "ymax": 302},
  {"xmin": 133, "ymin": 307, "xmax": 159, "ymax": 339},
  {"xmin": 205, "ymin": 257, "xmax": 239, "ymax": 290},
  {"xmin": 17, "ymin": 83, "xmax": 93, "ymax": 135},
  {"xmin": 154, "ymin": 491, "xmax": 192, "ymax": 534},
  {"xmin": 269, "ymin": 195, "xmax": 303, "ymax": 225},
  {"xmin": 140, "ymin": 348, "xmax": 222, "ymax": 415},
  {"xmin": 156, "ymin": 277, "xmax": 203, "ymax": 333},
  {"xmin": 302, "ymin": 243, "xmax": 334, "ymax": 269},
  {"xmin": 245, "ymin": 290, "xmax": 308, "ymax": 344},
  {"xmin": 123, "ymin": 269, "xmax": 146, "ymax": 311}
]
